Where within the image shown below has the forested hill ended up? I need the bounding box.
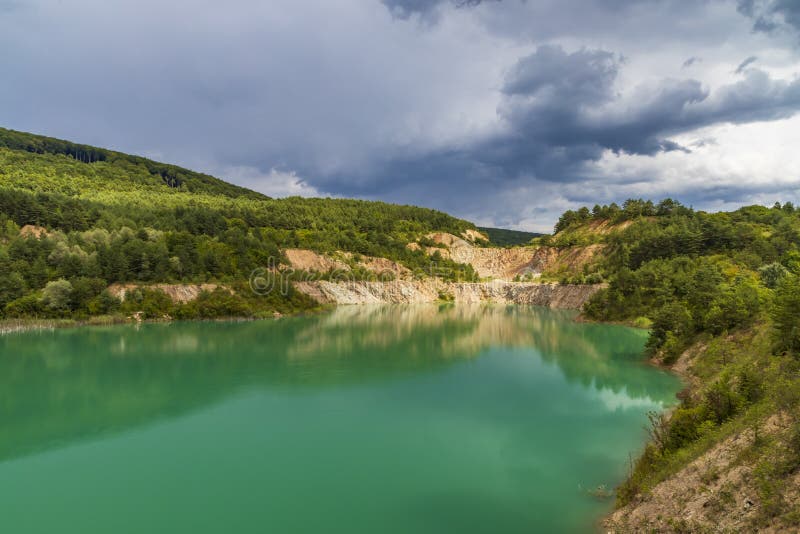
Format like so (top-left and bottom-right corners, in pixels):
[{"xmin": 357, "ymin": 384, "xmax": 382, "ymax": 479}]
[
  {"xmin": 0, "ymin": 127, "xmax": 477, "ymax": 320},
  {"xmin": 544, "ymin": 198, "xmax": 800, "ymax": 531},
  {"xmin": 0, "ymin": 127, "xmax": 265, "ymax": 200}
]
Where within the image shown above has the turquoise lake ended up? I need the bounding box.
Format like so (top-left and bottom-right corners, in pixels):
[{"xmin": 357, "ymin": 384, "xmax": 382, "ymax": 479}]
[{"xmin": 0, "ymin": 305, "xmax": 680, "ymax": 533}]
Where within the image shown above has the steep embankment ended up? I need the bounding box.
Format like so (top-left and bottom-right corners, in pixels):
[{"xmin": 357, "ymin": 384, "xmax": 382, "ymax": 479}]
[
  {"xmin": 409, "ymin": 232, "xmax": 603, "ymax": 280},
  {"xmin": 606, "ymin": 413, "xmax": 797, "ymax": 532},
  {"xmin": 108, "ymin": 283, "xmax": 231, "ymax": 304},
  {"xmin": 286, "ymin": 232, "xmax": 603, "ymax": 308},
  {"xmin": 294, "ymin": 280, "xmax": 602, "ymax": 308}
]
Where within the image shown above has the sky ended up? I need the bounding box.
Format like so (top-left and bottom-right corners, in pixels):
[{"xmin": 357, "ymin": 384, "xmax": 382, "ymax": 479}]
[{"xmin": 2, "ymin": 0, "xmax": 800, "ymax": 231}]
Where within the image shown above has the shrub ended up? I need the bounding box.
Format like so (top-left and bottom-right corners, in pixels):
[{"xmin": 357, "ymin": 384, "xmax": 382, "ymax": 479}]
[
  {"xmin": 121, "ymin": 288, "xmax": 174, "ymax": 319},
  {"xmin": 5, "ymin": 293, "xmax": 44, "ymax": 317},
  {"xmin": 41, "ymin": 279, "xmax": 73, "ymax": 312},
  {"xmin": 175, "ymin": 289, "xmax": 252, "ymax": 319},
  {"xmin": 760, "ymin": 262, "xmax": 789, "ymax": 289},
  {"xmin": 664, "ymin": 405, "xmax": 707, "ymax": 452},
  {"xmin": 704, "ymin": 377, "xmax": 742, "ymax": 424},
  {"xmin": 86, "ymin": 290, "xmax": 121, "ymax": 315}
]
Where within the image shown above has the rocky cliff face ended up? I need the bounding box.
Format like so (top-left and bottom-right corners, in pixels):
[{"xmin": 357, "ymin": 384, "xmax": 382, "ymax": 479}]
[
  {"xmin": 284, "ymin": 248, "xmax": 411, "ymax": 279},
  {"xmin": 284, "ymin": 231, "xmax": 604, "ymax": 309},
  {"xmin": 294, "ymin": 280, "xmax": 602, "ymax": 309},
  {"xmin": 108, "ymin": 283, "xmax": 229, "ymax": 304},
  {"xmin": 416, "ymin": 232, "xmax": 603, "ymax": 279}
]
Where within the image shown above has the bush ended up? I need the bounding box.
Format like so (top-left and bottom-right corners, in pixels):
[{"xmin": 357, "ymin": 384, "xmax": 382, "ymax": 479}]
[
  {"xmin": 87, "ymin": 290, "xmax": 121, "ymax": 315},
  {"xmin": 704, "ymin": 377, "xmax": 742, "ymax": 424},
  {"xmin": 664, "ymin": 405, "xmax": 707, "ymax": 452},
  {"xmin": 646, "ymin": 302, "xmax": 693, "ymax": 355},
  {"xmin": 121, "ymin": 288, "xmax": 174, "ymax": 319},
  {"xmin": 5, "ymin": 293, "xmax": 44, "ymax": 317},
  {"xmin": 175, "ymin": 289, "xmax": 252, "ymax": 319},
  {"xmin": 41, "ymin": 279, "xmax": 73, "ymax": 312}
]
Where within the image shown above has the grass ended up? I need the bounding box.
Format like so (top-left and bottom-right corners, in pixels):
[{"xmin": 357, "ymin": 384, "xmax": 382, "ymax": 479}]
[
  {"xmin": 0, "ymin": 315, "xmax": 136, "ymax": 335},
  {"xmin": 614, "ymin": 319, "xmax": 800, "ymax": 530}
]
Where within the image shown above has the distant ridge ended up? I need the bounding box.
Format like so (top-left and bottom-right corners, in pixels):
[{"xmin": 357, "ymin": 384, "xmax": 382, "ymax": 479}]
[{"xmin": 478, "ymin": 227, "xmax": 542, "ymax": 246}]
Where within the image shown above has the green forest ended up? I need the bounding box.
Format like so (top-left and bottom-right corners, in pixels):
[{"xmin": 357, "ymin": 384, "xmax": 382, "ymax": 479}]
[
  {"xmin": 477, "ymin": 226, "xmax": 542, "ymax": 246},
  {"xmin": 0, "ymin": 128, "xmax": 477, "ymax": 321},
  {"xmin": 552, "ymin": 198, "xmax": 800, "ymax": 528}
]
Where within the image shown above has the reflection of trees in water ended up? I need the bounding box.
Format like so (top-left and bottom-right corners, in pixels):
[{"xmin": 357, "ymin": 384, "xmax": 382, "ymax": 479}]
[{"xmin": 0, "ymin": 306, "xmax": 677, "ymax": 463}]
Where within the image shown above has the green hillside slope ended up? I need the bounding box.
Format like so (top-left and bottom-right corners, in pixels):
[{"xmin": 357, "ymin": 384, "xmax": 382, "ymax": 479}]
[
  {"xmin": 0, "ymin": 128, "xmax": 477, "ymax": 320},
  {"xmin": 0, "ymin": 127, "xmax": 266, "ymax": 200},
  {"xmin": 545, "ymin": 199, "xmax": 800, "ymax": 531}
]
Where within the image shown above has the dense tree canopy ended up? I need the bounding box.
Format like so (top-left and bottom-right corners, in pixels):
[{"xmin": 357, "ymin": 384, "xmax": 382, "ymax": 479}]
[{"xmin": 0, "ymin": 129, "xmax": 478, "ymax": 319}]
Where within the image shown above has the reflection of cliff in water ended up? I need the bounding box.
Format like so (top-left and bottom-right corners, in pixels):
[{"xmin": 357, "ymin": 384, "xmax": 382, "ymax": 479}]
[
  {"xmin": 291, "ymin": 304, "xmax": 674, "ymax": 401},
  {"xmin": 0, "ymin": 305, "xmax": 677, "ymax": 464}
]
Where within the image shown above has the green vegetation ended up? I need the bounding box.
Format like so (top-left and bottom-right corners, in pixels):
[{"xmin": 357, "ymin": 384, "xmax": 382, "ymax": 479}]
[
  {"xmin": 478, "ymin": 226, "xmax": 542, "ymax": 246},
  {"xmin": 554, "ymin": 198, "xmax": 800, "ymax": 528},
  {"xmin": 0, "ymin": 127, "xmax": 265, "ymax": 199},
  {"xmin": 0, "ymin": 128, "xmax": 477, "ymax": 321}
]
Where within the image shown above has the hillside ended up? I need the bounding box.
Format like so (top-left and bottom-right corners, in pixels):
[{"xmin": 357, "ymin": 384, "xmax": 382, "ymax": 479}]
[
  {"xmin": 0, "ymin": 127, "xmax": 266, "ymax": 200},
  {"xmin": 545, "ymin": 200, "xmax": 800, "ymax": 532},
  {"xmin": 0, "ymin": 128, "xmax": 479, "ymax": 321}
]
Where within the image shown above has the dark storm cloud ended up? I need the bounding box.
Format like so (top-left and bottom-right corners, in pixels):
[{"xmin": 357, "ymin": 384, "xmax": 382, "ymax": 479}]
[
  {"xmin": 735, "ymin": 55, "xmax": 758, "ymax": 73},
  {"xmin": 323, "ymin": 44, "xmax": 800, "ymax": 201}
]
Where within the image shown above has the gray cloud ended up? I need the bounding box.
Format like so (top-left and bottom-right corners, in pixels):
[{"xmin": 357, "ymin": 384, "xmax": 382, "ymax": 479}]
[
  {"xmin": 0, "ymin": 0, "xmax": 23, "ymax": 13},
  {"xmin": 682, "ymin": 56, "xmax": 702, "ymax": 68},
  {"xmin": 735, "ymin": 55, "xmax": 758, "ymax": 73},
  {"xmin": 381, "ymin": 0, "xmax": 495, "ymax": 20},
  {"xmin": 738, "ymin": 0, "xmax": 800, "ymax": 35},
  {"xmin": 1, "ymin": 0, "xmax": 799, "ymax": 230},
  {"xmin": 324, "ymin": 45, "xmax": 800, "ymax": 197}
]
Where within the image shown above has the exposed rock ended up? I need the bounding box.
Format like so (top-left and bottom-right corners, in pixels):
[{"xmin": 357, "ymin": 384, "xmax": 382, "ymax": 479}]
[
  {"xmin": 585, "ymin": 219, "xmax": 637, "ymax": 234},
  {"xmin": 341, "ymin": 252, "xmax": 411, "ymax": 279},
  {"xmin": 108, "ymin": 283, "xmax": 230, "ymax": 304},
  {"xmin": 295, "ymin": 280, "xmax": 440, "ymax": 304},
  {"xmin": 286, "ymin": 234, "xmax": 601, "ymax": 283},
  {"xmin": 19, "ymin": 225, "xmax": 49, "ymax": 239},
  {"xmin": 294, "ymin": 280, "xmax": 602, "ymax": 309},
  {"xmin": 284, "ymin": 248, "xmax": 411, "ymax": 279},
  {"xmin": 461, "ymin": 229, "xmax": 489, "ymax": 242},
  {"xmin": 419, "ymin": 232, "xmax": 603, "ymax": 280},
  {"xmin": 284, "ymin": 249, "xmax": 350, "ymax": 273}
]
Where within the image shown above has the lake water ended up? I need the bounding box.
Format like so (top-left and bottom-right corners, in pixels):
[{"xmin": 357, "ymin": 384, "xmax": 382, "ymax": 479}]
[{"xmin": 0, "ymin": 305, "xmax": 680, "ymax": 533}]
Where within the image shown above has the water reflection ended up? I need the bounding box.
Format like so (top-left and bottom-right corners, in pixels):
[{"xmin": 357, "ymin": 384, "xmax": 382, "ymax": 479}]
[{"xmin": 0, "ymin": 305, "xmax": 678, "ymax": 464}]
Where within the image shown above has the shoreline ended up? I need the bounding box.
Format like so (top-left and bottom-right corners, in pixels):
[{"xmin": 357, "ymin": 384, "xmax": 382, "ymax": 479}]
[{"xmin": 0, "ymin": 307, "xmax": 334, "ymax": 336}]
